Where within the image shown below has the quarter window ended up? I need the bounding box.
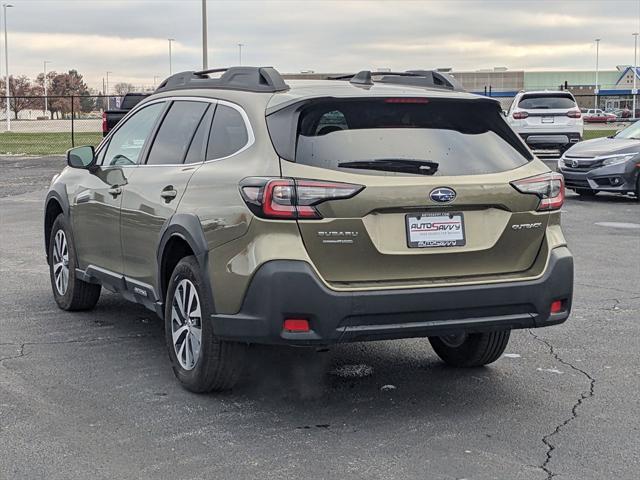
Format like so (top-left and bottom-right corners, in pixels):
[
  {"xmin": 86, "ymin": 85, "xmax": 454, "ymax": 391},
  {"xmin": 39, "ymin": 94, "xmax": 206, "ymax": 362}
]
[
  {"xmin": 207, "ymin": 104, "xmax": 249, "ymax": 160},
  {"xmin": 147, "ymin": 101, "xmax": 209, "ymax": 165},
  {"xmin": 102, "ymin": 103, "xmax": 164, "ymax": 166}
]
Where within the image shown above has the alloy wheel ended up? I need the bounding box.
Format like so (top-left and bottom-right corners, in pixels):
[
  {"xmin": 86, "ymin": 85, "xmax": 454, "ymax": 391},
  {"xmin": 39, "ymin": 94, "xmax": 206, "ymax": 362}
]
[
  {"xmin": 440, "ymin": 332, "xmax": 467, "ymax": 348},
  {"xmin": 52, "ymin": 230, "xmax": 69, "ymax": 295},
  {"xmin": 171, "ymin": 279, "xmax": 202, "ymax": 370}
]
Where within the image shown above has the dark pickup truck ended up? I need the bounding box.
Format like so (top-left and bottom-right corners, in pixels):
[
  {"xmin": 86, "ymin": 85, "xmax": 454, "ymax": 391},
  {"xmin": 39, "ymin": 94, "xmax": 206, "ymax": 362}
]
[{"xmin": 102, "ymin": 93, "xmax": 150, "ymax": 136}]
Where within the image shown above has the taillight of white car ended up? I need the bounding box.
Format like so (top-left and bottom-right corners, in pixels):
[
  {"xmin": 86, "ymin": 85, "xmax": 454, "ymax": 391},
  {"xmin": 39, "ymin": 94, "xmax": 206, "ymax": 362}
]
[{"xmin": 511, "ymin": 172, "xmax": 565, "ymax": 211}]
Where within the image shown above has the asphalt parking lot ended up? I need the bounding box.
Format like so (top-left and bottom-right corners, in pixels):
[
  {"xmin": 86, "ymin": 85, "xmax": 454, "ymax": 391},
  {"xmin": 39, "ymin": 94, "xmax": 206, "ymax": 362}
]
[{"xmin": 1, "ymin": 155, "xmax": 638, "ymax": 480}]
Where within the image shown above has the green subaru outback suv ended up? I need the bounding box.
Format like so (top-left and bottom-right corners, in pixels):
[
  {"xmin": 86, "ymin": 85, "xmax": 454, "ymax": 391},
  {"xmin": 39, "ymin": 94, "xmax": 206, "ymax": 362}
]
[{"xmin": 44, "ymin": 67, "xmax": 573, "ymax": 392}]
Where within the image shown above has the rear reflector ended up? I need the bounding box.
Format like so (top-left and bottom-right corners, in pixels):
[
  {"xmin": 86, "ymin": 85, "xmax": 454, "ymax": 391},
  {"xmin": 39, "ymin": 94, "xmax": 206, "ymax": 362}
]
[
  {"xmin": 511, "ymin": 172, "xmax": 565, "ymax": 211},
  {"xmin": 283, "ymin": 318, "xmax": 310, "ymax": 332},
  {"xmin": 550, "ymin": 300, "xmax": 563, "ymax": 313}
]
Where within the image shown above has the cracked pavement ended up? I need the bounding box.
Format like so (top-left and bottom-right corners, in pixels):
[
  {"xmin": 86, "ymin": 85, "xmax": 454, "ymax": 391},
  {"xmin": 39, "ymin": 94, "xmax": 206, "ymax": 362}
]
[{"xmin": 1, "ymin": 156, "xmax": 639, "ymax": 479}]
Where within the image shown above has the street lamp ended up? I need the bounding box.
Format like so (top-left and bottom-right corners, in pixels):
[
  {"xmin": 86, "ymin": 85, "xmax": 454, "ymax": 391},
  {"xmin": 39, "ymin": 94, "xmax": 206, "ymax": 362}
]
[
  {"xmin": 238, "ymin": 43, "xmax": 244, "ymax": 66},
  {"xmin": 168, "ymin": 38, "xmax": 175, "ymax": 75},
  {"xmin": 2, "ymin": 3, "xmax": 14, "ymax": 131},
  {"xmin": 594, "ymin": 38, "xmax": 601, "ymax": 110},
  {"xmin": 105, "ymin": 71, "xmax": 112, "ymax": 95},
  {"xmin": 43, "ymin": 60, "xmax": 51, "ymax": 118},
  {"xmin": 201, "ymin": 0, "xmax": 208, "ymax": 70},
  {"xmin": 633, "ymin": 33, "xmax": 638, "ymax": 118}
]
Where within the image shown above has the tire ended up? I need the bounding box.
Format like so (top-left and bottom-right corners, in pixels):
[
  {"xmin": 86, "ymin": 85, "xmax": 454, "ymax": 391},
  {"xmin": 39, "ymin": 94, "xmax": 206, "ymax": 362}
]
[
  {"xmin": 575, "ymin": 188, "xmax": 598, "ymax": 197},
  {"xmin": 429, "ymin": 330, "xmax": 511, "ymax": 367},
  {"xmin": 634, "ymin": 175, "xmax": 640, "ymax": 202},
  {"xmin": 48, "ymin": 214, "xmax": 101, "ymax": 311},
  {"xmin": 164, "ymin": 256, "xmax": 246, "ymax": 393}
]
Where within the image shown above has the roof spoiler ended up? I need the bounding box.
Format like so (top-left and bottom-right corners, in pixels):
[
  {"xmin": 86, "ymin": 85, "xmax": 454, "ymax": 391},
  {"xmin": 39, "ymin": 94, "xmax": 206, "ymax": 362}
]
[{"xmin": 331, "ymin": 70, "xmax": 465, "ymax": 92}]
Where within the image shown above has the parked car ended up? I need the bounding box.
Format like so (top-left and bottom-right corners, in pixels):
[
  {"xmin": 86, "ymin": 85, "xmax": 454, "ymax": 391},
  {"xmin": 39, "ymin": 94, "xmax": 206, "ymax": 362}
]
[
  {"xmin": 582, "ymin": 109, "xmax": 617, "ymax": 123},
  {"xmin": 507, "ymin": 90, "xmax": 583, "ymax": 154},
  {"xmin": 559, "ymin": 121, "xmax": 640, "ymax": 199},
  {"xmin": 45, "ymin": 67, "xmax": 573, "ymax": 392},
  {"xmin": 102, "ymin": 93, "xmax": 150, "ymax": 136}
]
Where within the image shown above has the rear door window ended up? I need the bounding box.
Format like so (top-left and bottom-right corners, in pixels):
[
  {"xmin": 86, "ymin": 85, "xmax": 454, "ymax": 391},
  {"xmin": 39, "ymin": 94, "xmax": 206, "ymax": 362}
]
[
  {"xmin": 518, "ymin": 94, "xmax": 576, "ymax": 110},
  {"xmin": 207, "ymin": 104, "xmax": 249, "ymax": 160},
  {"xmin": 276, "ymin": 98, "xmax": 531, "ymax": 177},
  {"xmin": 146, "ymin": 101, "xmax": 209, "ymax": 165}
]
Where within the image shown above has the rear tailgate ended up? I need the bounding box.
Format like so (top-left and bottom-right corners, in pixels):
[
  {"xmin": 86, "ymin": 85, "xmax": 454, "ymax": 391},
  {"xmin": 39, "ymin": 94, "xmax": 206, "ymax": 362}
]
[
  {"xmin": 281, "ymin": 161, "xmax": 549, "ymax": 285},
  {"xmin": 268, "ymin": 96, "xmax": 551, "ymax": 287}
]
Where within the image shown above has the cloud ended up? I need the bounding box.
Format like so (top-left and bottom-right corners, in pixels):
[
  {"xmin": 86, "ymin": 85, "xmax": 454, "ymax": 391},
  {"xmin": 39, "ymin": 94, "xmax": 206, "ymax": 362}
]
[{"xmin": 4, "ymin": 0, "xmax": 640, "ymax": 90}]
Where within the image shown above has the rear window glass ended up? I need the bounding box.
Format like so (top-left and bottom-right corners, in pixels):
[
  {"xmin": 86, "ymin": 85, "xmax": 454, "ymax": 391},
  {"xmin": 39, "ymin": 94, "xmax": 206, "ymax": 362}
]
[
  {"xmin": 284, "ymin": 98, "xmax": 530, "ymax": 177},
  {"xmin": 518, "ymin": 94, "xmax": 576, "ymax": 110}
]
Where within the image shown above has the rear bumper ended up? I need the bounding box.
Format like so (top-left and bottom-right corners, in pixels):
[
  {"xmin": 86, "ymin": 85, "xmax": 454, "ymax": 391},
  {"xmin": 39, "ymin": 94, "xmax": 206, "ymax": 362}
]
[
  {"xmin": 210, "ymin": 247, "xmax": 574, "ymax": 345},
  {"xmin": 519, "ymin": 132, "xmax": 582, "ymax": 150}
]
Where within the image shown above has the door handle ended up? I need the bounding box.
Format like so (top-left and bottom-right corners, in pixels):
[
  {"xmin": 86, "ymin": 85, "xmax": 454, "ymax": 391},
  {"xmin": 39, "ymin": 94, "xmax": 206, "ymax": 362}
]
[
  {"xmin": 160, "ymin": 187, "xmax": 178, "ymax": 202},
  {"xmin": 108, "ymin": 186, "xmax": 122, "ymax": 198}
]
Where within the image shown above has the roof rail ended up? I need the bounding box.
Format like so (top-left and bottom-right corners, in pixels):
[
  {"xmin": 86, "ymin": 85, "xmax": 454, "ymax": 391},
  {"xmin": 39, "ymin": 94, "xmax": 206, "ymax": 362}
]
[
  {"xmin": 330, "ymin": 70, "xmax": 465, "ymax": 92},
  {"xmin": 155, "ymin": 66, "xmax": 289, "ymax": 93}
]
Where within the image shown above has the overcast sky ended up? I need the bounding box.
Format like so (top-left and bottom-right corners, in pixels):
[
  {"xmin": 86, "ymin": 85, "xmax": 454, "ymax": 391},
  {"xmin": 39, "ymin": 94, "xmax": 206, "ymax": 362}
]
[{"xmin": 3, "ymin": 0, "xmax": 640, "ymax": 91}]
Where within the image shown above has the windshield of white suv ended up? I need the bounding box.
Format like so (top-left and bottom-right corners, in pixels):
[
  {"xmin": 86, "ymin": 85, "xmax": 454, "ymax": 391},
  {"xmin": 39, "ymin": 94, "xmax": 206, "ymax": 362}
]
[{"xmin": 518, "ymin": 94, "xmax": 576, "ymax": 110}]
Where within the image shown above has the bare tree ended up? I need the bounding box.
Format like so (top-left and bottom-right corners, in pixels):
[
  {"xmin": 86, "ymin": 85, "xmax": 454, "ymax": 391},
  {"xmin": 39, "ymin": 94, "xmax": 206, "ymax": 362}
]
[{"xmin": 113, "ymin": 82, "xmax": 136, "ymax": 96}]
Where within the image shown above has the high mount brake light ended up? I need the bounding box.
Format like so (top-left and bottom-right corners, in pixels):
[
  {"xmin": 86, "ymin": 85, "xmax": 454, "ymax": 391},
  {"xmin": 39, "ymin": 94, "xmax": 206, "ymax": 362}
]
[
  {"xmin": 512, "ymin": 111, "xmax": 529, "ymax": 120},
  {"xmin": 567, "ymin": 110, "xmax": 582, "ymax": 118},
  {"xmin": 384, "ymin": 98, "xmax": 430, "ymax": 104},
  {"xmin": 239, "ymin": 178, "xmax": 364, "ymax": 220},
  {"xmin": 511, "ymin": 172, "xmax": 564, "ymax": 211}
]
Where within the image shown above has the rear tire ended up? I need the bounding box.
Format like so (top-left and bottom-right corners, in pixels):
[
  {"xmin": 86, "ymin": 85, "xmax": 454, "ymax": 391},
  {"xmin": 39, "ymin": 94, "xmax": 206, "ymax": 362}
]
[
  {"xmin": 634, "ymin": 175, "xmax": 640, "ymax": 202},
  {"xmin": 429, "ymin": 330, "xmax": 510, "ymax": 367},
  {"xmin": 575, "ymin": 188, "xmax": 598, "ymax": 197},
  {"xmin": 48, "ymin": 214, "xmax": 101, "ymax": 311},
  {"xmin": 165, "ymin": 256, "xmax": 246, "ymax": 393}
]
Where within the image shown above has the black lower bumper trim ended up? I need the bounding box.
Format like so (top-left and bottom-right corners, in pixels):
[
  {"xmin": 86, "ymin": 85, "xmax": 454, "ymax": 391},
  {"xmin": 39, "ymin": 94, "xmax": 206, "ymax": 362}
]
[{"xmin": 210, "ymin": 247, "xmax": 573, "ymax": 345}]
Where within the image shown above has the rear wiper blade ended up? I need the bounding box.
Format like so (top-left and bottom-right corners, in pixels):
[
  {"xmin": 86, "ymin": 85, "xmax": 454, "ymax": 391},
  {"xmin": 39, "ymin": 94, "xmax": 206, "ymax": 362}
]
[{"xmin": 338, "ymin": 158, "xmax": 439, "ymax": 175}]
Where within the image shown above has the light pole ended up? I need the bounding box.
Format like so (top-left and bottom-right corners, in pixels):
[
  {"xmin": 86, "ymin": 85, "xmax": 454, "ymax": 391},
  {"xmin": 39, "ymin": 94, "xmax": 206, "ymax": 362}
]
[
  {"xmin": 238, "ymin": 43, "xmax": 244, "ymax": 66},
  {"xmin": 43, "ymin": 60, "xmax": 51, "ymax": 118},
  {"xmin": 594, "ymin": 38, "xmax": 601, "ymax": 110},
  {"xmin": 633, "ymin": 33, "xmax": 638, "ymax": 118},
  {"xmin": 2, "ymin": 3, "xmax": 14, "ymax": 131},
  {"xmin": 201, "ymin": 0, "xmax": 208, "ymax": 70},
  {"xmin": 168, "ymin": 38, "xmax": 175, "ymax": 75}
]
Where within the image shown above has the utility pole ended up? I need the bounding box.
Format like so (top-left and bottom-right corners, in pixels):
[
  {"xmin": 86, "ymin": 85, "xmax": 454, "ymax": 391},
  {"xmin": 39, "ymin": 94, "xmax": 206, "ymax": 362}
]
[
  {"xmin": 594, "ymin": 38, "xmax": 601, "ymax": 110},
  {"xmin": 201, "ymin": 0, "xmax": 208, "ymax": 70},
  {"xmin": 238, "ymin": 43, "xmax": 244, "ymax": 66},
  {"xmin": 2, "ymin": 3, "xmax": 14, "ymax": 131},
  {"xmin": 168, "ymin": 38, "xmax": 175, "ymax": 75},
  {"xmin": 43, "ymin": 60, "xmax": 51, "ymax": 118},
  {"xmin": 633, "ymin": 33, "xmax": 638, "ymax": 118}
]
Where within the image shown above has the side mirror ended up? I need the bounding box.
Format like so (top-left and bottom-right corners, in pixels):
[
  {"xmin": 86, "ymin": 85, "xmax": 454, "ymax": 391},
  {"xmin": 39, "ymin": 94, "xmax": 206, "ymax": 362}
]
[
  {"xmin": 67, "ymin": 146, "xmax": 96, "ymax": 170},
  {"xmin": 502, "ymin": 109, "xmax": 508, "ymax": 117}
]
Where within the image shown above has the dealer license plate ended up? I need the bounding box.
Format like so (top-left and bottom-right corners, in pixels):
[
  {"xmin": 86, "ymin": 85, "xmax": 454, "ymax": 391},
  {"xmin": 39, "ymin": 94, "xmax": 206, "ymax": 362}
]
[{"xmin": 406, "ymin": 213, "xmax": 465, "ymax": 248}]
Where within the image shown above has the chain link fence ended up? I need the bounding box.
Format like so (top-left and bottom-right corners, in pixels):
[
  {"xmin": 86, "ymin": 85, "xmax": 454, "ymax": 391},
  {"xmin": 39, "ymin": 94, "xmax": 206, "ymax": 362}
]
[
  {"xmin": 0, "ymin": 93, "xmax": 637, "ymax": 156},
  {"xmin": 0, "ymin": 95, "xmax": 122, "ymax": 155}
]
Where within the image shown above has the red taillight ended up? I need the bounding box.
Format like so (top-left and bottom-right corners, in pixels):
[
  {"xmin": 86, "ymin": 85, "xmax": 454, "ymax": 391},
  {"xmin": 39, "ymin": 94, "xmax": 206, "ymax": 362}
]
[
  {"xmin": 101, "ymin": 112, "xmax": 107, "ymax": 133},
  {"xmin": 512, "ymin": 111, "xmax": 529, "ymax": 120},
  {"xmin": 239, "ymin": 178, "xmax": 364, "ymax": 220},
  {"xmin": 283, "ymin": 318, "xmax": 310, "ymax": 332},
  {"xmin": 511, "ymin": 172, "xmax": 564, "ymax": 211},
  {"xmin": 550, "ymin": 300, "xmax": 563, "ymax": 314},
  {"xmin": 384, "ymin": 97, "xmax": 430, "ymax": 104},
  {"xmin": 567, "ymin": 110, "xmax": 581, "ymax": 118}
]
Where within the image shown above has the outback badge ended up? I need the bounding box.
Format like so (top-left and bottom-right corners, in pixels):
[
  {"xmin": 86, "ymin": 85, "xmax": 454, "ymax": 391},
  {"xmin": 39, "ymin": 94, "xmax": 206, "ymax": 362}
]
[{"xmin": 430, "ymin": 187, "xmax": 456, "ymax": 203}]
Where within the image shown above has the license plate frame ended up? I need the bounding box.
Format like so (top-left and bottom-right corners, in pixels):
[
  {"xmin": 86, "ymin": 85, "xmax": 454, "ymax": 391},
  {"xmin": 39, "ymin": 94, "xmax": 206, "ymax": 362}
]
[
  {"xmin": 541, "ymin": 116, "xmax": 554, "ymax": 123},
  {"xmin": 405, "ymin": 212, "xmax": 466, "ymax": 248}
]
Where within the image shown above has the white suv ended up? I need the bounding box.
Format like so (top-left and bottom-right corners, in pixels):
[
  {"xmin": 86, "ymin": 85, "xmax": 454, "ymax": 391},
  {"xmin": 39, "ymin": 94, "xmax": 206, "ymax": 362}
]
[{"xmin": 507, "ymin": 91, "xmax": 583, "ymax": 154}]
